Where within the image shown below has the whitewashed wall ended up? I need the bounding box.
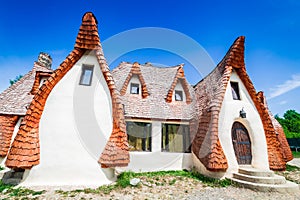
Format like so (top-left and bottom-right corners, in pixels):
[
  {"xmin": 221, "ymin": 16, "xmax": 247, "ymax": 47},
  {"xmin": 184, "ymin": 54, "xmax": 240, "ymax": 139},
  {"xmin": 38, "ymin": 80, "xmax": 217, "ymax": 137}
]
[
  {"xmin": 218, "ymin": 70, "xmax": 269, "ymax": 175},
  {"xmin": 193, "ymin": 70, "xmax": 269, "ymax": 178},
  {"xmin": 20, "ymin": 51, "xmax": 115, "ymax": 187}
]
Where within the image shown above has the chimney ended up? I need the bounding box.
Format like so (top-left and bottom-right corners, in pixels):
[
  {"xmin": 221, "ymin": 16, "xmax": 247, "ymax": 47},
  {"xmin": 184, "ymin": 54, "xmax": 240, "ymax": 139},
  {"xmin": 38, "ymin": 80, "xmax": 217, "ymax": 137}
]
[{"xmin": 37, "ymin": 52, "xmax": 52, "ymax": 69}]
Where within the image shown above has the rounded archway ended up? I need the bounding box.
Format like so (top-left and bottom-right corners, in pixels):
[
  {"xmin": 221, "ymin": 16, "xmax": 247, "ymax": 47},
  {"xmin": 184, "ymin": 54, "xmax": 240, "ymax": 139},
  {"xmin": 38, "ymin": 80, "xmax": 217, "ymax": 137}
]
[{"xmin": 231, "ymin": 122, "xmax": 252, "ymax": 165}]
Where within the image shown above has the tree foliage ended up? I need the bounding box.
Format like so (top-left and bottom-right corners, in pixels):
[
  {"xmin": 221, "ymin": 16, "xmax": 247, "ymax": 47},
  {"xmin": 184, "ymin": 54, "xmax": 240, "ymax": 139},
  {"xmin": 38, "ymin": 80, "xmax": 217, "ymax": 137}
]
[
  {"xmin": 9, "ymin": 75, "xmax": 23, "ymax": 85},
  {"xmin": 275, "ymin": 110, "xmax": 300, "ymax": 138}
]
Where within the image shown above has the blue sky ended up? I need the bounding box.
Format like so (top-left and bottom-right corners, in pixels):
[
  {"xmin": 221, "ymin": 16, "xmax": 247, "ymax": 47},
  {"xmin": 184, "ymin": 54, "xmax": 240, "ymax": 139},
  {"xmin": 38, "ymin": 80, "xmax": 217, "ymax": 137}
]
[{"xmin": 0, "ymin": 0, "xmax": 299, "ymax": 116}]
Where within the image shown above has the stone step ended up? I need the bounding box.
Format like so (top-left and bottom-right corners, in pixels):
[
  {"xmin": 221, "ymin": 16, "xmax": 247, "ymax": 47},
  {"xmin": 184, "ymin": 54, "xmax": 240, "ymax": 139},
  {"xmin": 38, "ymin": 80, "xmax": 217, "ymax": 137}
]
[
  {"xmin": 1, "ymin": 169, "xmax": 24, "ymax": 185},
  {"xmin": 2, "ymin": 178, "xmax": 22, "ymax": 186},
  {"xmin": 238, "ymin": 166, "xmax": 274, "ymax": 177},
  {"xmin": 0, "ymin": 168, "xmax": 11, "ymax": 179},
  {"xmin": 233, "ymin": 172, "xmax": 286, "ymax": 185},
  {"xmin": 231, "ymin": 177, "xmax": 299, "ymax": 193}
]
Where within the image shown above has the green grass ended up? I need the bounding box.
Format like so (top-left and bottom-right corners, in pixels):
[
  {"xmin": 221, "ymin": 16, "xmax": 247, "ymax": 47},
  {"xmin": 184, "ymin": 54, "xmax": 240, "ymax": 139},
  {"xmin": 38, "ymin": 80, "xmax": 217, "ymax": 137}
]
[
  {"xmin": 0, "ymin": 166, "xmax": 4, "ymax": 171},
  {"xmin": 55, "ymin": 169, "xmax": 233, "ymax": 196},
  {"xmin": 292, "ymin": 151, "xmax": 300, "ymax": 158},
  {"xmin": 286, "ymin": 164, "xmax": 300, "ymax": 171},
  {"xmin": 0, "ymin": 181, "xmax": 45, "ymax": 198}
]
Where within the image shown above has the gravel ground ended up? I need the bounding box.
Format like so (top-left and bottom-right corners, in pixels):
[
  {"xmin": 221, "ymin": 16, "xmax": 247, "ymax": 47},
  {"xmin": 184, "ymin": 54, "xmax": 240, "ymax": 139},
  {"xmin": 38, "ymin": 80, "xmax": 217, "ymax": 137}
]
[
  {"xmin": 1, "ymin": 159, "xmax": 300, "ymax": 200},
  {"xmin": 1, "ymin": 175, "xmax": 300, "ymax": 200}
]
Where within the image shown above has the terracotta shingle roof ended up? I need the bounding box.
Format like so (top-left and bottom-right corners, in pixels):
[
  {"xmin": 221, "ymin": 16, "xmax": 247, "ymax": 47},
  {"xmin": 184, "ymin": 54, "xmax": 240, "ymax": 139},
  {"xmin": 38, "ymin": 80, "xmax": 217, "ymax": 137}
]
[
  {"xmin": 0, "ymin": 63, "xmax": 52, "ymax": 115},
  {"xmin": 96, "ymin": 50, "xmax": 129, "ymax": 168},
  {"xmin": 0, "ymin": 115, "xmax": 19, "ymax": 157},
  {"xmin": 257, "ymin": 92, "xmax": 293, "ymax": 167},
  {"xmin": 192, "ymin": 36, "xmax": 288, "ymax": 171},
  {"xmin": 192, "ymin": 56, "xmax": 231, "ymax": 171},
  {"xmin": 6, "ymin": 12, "xmax": 129, "ymax": 169},
  {"xmin": 75, "ymin": 12, "xmax": 100, "ymax": 50},
  {"xmin": 112, "ymin": 62, "xmax": 195, "ymax": 120},
  {"xmin": 269, "ymin": 111, "xmax": 293, "ymax": 162},
  {"xmin": 191, "ymin": 36, "xmax": 247, "ymax": 171},
  {"xmin": 30, "ymin": 71, "xmax": 53, "ymax": 95},
  {"xmin": 166, "ymin": 65, "xmax": 192, "ymax": 104},
  {"xmin": 120, "ymin": 62, "xmax": 149, "ymax": 98},
  {"xmin": 238, "ymin": 71, "xmax": 286, "ymax": 170}
]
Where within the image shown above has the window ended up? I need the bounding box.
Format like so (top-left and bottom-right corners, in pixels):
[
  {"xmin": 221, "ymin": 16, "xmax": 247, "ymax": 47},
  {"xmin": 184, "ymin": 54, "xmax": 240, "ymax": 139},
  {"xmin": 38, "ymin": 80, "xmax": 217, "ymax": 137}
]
[
  {"xmin": 230, "ymin": 82, "xmax": 240, "ymax": 100},
  {"xmin": 126, "ymin": 122, "xmax": 151, "ymax": 151},
  {"xmin": 130, "ymin": 83, "xmax": 139, "ymax": 94},
  {"xmin": 175, "ymin": 90, "xmax": 183, "ymax": 101},
  {"xmin": 39, "ymin": 76, "xmax": 48, "ymax": 87},
  {"xmin": 161, "ymin": 124, "xmax": 191, "ymax": 153},
  {"xmin": 79, "ymin": 65, "xmax": 94, "ymax": 86}
]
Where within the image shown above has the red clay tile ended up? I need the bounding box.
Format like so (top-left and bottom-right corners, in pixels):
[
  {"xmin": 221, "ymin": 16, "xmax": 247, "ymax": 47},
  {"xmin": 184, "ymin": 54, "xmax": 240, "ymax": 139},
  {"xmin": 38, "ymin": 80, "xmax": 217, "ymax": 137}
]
[
  {"xmin": 120, "ymin": 62, "xmax": 149, "ymax": 99},
  {"xmin": 0, "ymin": 115, "xmax": 19, "ymax": 157}
]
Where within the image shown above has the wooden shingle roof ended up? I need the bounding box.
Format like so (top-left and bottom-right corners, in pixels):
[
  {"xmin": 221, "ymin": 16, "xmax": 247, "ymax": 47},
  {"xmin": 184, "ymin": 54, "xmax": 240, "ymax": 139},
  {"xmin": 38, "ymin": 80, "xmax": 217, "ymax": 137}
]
[
  {"xmin": 6, "ymin": 12, "xmax": 129, "ymax": 169},
  {"xmin": 257, "ymin": 92, "xmax": 293, "ymax": 164},
  {"xmin": 166, "ymin": 65, "xmax": 192, "ymax": 104},
  {"xmin": 112, "ymin": 62, "xmax": 195, "ymax": 120},
  {"xmin": 0, "ymin": 115, "xmax": 19, "ymax": 157},
  {"xmin": 0, "ymin": 63, "xmax": 52, "ymax": 115},
  {"xmin": 120, "ymin": 62, "xmax": 149, "ymax": 98}
]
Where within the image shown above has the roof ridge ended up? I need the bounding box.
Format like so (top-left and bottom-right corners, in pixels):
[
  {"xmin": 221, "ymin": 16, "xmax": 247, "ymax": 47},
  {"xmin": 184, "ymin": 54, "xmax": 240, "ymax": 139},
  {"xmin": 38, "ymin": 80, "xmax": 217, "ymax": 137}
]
[
  {"xmin": 0, "ymin": 70, "xmax": 34, "ymax": 98},
  {"xmin": 0, "ymin": 61, "xmax": 53, "ymax": 98},
  {"xmin": 74, "ymin": 12, "xmax": 100, "ymax": 50},
  {"xmin": 165, "ymin": 66, "xmax": 192, "ymax": 104},
  {"xmin": 191, "ymin": 36, "xmax": 247, "ymax": 171},
  {"xmin": 223, "ymin": 36, "xmax": 245, "ymax": 69},
  {"xmin": 120, "ymin": 62, "xmax": 149, "ymax": 98}
]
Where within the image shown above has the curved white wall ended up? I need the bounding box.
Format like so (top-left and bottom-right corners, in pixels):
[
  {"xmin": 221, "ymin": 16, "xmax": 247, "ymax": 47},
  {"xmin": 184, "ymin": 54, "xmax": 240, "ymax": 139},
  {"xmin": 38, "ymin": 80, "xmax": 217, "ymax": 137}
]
[
  {"xmin": 218, "ymin": 70, "xmax": 269, "ymax": 176},
  {"xmin": 20, "ymin": 51, "xmax": 114, "ymax": 187}
]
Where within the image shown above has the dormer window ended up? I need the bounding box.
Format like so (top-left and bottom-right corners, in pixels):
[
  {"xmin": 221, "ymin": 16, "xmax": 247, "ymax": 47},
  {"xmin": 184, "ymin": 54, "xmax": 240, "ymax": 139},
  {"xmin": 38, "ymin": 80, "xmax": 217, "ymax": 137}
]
[
  {"xmin": 175, "ymin": 90, "xmax": 183, "ymax": 101},
  {"xmin": 230, "ymin": 82, "xmax": 240, "ymax": 100},
  {"xmin": 130, "ymin": 83, "xmax": 139, "ymax": 94},
  {"xmin": 79, "ymin": 65, "xmax": 94, "ymax": 86},
  {"xmin": 39, "ymin": 76, "xmax": 48, "ymax": 87}
]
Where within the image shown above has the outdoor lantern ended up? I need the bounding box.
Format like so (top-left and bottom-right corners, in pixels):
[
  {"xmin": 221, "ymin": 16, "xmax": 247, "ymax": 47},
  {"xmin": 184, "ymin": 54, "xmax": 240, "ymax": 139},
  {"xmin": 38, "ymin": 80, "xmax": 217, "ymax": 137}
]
[{"xmin": 240, "ymin": 108, "xmax": 246, "ymax": 118}]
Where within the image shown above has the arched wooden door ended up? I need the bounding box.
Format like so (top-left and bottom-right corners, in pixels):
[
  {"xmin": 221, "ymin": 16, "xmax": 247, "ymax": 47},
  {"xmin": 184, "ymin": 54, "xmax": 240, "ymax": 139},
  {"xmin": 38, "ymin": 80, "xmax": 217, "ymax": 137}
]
[{"xmin": 231, "ymin": 122, "xmax": 252, "ymax": 165}]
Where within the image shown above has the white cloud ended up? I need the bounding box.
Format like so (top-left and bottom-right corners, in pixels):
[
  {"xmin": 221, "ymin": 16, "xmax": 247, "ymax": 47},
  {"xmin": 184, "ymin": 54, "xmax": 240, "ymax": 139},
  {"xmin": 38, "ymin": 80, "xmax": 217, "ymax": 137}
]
[
  {"xmin": 279, "ymin": 100, "xmax": 287, "ymax": 105},
  {"xmin": 269, "ymin": 74, "xmax": 300, "ymax": 99}
]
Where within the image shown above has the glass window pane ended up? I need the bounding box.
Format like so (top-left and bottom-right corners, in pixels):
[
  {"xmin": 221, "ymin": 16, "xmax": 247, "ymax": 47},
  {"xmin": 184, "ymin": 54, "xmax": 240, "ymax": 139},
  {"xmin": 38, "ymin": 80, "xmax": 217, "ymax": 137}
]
[
  {"xmin": 82, "ymin": 69, "xmax": 92, "ymax": 85},
  {"xmin": 130, "ymin": 83, "xmax": 139, "ymax": 94},
  {"xmin": 79, "ymin": 65, "xmax": 94, "ymax": 86},
  {"xmin": 175, "ymin": 90, "xmax": 183, "ymax": 101},
  {"xmin": 230, "ymin": 82, "xmax": 240, "ymax": 100},
  {"xmin": 161, "ymin": 124, "xmax": 190, "ymax": 153},
  {"xmin": 126, "ymin": 122, "xmax": 151, "ymax": 151}
]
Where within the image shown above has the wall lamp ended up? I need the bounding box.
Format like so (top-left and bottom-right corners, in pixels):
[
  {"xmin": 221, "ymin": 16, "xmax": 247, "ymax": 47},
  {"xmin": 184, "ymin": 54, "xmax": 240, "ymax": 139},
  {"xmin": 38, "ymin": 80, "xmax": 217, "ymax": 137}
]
[{"xmin": 240, "ymin": 108, "xmax": 246, "ymax": 118}]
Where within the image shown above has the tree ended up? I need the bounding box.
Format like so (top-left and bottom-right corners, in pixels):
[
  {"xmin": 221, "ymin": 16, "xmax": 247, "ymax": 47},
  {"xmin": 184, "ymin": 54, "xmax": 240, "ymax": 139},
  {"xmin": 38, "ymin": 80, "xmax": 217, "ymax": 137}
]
[
  {"xmin": 275, "ymin": 110, "xmax": 300, "ymax": 138},
  {"xmin": 9, "ymin": 75, "xmax": 23, "ymax": 85}
]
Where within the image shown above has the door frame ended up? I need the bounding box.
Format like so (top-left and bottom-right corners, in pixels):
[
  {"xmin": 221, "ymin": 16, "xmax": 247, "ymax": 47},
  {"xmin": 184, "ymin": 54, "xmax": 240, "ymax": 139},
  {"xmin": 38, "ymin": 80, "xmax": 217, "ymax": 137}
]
[{"xmin": 231, "ymin": 121, "xmax": 252, "ymax": 165}]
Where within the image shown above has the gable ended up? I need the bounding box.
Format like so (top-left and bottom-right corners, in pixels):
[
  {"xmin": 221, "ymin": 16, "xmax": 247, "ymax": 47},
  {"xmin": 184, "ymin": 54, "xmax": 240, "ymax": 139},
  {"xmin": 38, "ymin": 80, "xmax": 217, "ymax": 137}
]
[
  {"xmin": 192, "ymin": 36, "xmax": 289, "ymax": 171},
  {"xmin": 5, "ymin": 12, "xmax": 129, "ymax": 169},
  {"xmin": 225, "ymin": 70, "xmax": 258, "ymax": 107},
  {"xmin": 120, "ymin": 62, "xmax": 149, "ymax": 98},
  {"xmin": 166, "ymin": 66, "xmax": 192, "ymax": 104}
]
